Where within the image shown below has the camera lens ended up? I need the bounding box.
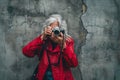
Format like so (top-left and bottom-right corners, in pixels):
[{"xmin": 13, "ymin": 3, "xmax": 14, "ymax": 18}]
[
  {"xmin": 52, "ymin": 27, "xmax": 65, "ymax": 36},
  {"xmin": 52, "ymin": 27, "xmax": 60, "ymax": 36},
  {"xmin": 54, "ymin": 30, "xmax": 60, "ymax": 35}
]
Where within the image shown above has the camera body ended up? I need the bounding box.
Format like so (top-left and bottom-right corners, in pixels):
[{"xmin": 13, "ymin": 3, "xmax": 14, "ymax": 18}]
[{"xmin": 52, "ymin": 27, "xmax": 65, "ymax": 36}]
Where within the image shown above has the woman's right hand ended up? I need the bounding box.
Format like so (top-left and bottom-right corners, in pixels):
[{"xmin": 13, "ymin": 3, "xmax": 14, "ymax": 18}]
[{"xmin": 41, "ymin": 26, "xmax": 52, "ymax": 40}]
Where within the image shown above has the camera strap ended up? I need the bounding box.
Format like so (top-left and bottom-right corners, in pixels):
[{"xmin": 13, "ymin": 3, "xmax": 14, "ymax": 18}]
[{"xmin": 46, "ymin": 34, "xmax": 65, "ymax": 66}]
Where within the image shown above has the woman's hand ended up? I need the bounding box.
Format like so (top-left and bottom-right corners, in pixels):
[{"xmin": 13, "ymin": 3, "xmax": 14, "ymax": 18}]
[
  {"xmin": 41, "ymin": 26, "xmax": 52, "ymax": 40},
  {"xmin": 50, "ymin": 32, "xmax": 67, "ymax": 50}
]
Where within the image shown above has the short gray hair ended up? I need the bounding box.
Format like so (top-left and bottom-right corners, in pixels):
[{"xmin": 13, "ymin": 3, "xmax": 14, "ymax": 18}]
[{"xmin": 42, "ymin": 14, "xmax": 69, "ymax": 36}]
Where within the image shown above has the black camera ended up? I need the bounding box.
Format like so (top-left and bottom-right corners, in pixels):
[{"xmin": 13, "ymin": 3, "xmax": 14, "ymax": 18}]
[{"xmin": 52, "ymin": 27, "xmax": 65, "ymax": 36}]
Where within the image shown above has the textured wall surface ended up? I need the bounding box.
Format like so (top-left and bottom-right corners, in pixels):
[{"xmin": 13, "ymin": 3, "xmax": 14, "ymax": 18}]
[
  {"xmin": 81, "ymin": 0, "xmax": 120, "ymax": 80},
  {"xmin": 0, "ymin": 0, "xmax": 120, "ymax": 80}
]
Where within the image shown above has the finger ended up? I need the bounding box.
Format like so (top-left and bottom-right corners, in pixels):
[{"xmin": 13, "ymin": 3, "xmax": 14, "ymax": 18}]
[
  {"xmin": 57, "ymin": 33, "xmax": 63, "ymax": 40},
  {"xmin": 51, "ymin": 32, "xmax": 54, "ymax": 38},
  {"xmin": 47, "ymin": 26, "xmax": 52, "ymax": 30},
  {"xmin": 59, "ymin": 32, "xmax": 63, "ymax": 37},
  {"xmin": 66, "ymin": 37, "xmax": 69, "ymax": 40},
  {"xmin": 46, "ymin": 30, "xmax": 52, "ymax": 33},
  {"xmin": 44, "ymin": 28, "xmax": 47, "ymax": 35},
  {"xmin": 44, "ymin": 27, "xmax": 48, "ymax": 33},
  {"xmin": 45, "ymin": 29, "xmax": 52, "ymax": 35},
  {"xmin": 66, "ymin": 37, "xmax": 71, "ymax": 42}
]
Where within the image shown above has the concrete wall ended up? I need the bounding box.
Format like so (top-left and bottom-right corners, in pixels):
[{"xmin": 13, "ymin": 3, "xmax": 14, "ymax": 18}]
[
  {"xmin": 0, "ymin": 0, "xmax": 120, "ymax": 80},
  {"xmin": 81, "ymin": 0, "xmax": 120, "ymax": 80}
]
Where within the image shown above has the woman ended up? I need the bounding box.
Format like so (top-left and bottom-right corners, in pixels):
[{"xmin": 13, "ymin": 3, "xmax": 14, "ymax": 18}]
[{"xmin": 22, "ymin": 14, "xmax": 78, "ymax": 80}]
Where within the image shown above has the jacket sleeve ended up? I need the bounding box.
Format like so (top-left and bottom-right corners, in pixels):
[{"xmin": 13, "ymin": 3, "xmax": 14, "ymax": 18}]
[
  {"xmin": 22, "ymin": 35, "xmax": 44, "ymax": 57},
  {"xmin": 62, "ymin": 37, "xmax": 78, "ymax": 67}
]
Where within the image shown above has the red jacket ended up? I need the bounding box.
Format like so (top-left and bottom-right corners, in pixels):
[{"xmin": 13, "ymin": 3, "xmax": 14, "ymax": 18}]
[{"xmin": 22, "ymin": 35, "xmax": 78, "ymax": 80}]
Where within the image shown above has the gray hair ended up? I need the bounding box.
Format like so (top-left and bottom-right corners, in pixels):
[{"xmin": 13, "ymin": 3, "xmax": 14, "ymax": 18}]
[{"xmin": 41, "ymin": 14, "xmax": 69, "ymax": 36}]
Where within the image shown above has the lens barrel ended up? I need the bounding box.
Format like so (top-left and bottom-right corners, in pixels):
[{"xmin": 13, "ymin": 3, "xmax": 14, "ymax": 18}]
[{"xmin": 52, "ymin": 27, "xmax": 65, "ymax": 36}]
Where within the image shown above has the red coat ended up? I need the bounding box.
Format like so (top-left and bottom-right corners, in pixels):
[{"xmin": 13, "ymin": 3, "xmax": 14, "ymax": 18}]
[{"xmin": 22, "ymin": 35, "xmax": 78, "ymax": 80}]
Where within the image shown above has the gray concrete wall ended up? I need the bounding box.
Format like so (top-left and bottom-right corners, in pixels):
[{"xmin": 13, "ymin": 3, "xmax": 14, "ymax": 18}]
[
  {"xmin": 81, "ymin": 0, "xmax": 120, "ymax": 80},
  {"xmin": 0, "ymin": 0, "xmax": 120, "ymax": 80}
]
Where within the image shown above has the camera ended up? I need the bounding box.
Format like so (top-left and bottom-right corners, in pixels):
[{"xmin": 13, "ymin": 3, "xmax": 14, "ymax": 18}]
[{"xmin": 52, "ymin": 27, "xmax": 65, "ymax": 36}]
